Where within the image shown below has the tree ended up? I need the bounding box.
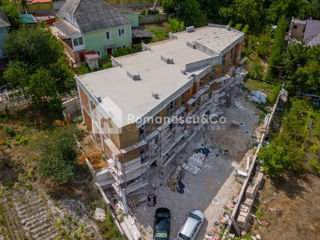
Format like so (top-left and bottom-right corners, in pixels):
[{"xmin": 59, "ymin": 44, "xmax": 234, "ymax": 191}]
[
  {"xmin": 266, "ymin": 0, "xmax": 303, "ymax": 23},
  {"xmin": 289, "ymin": 60, "xmax": 320, "ymax": 94},
  {"xmin": 218, "ymin": 0, "xmax": 265, "ymax": 32},
  {"xmin": 284, "ymin": 43, "xmax": 320, "ymax": 94},
  {"xmin": 4, "ymin": 25, "xmax": 64, "ymax": 69},
  {"xmin": 168, "ymin": 18, "xmax": 185, "ymax": 33},
  {"xmin": 162, "ymin": 0, "xmax": 207, "ymax": 27},
  {"xmin": 1, "ymin": 2, "xmax": 22, "ymax": 30},
  {"xmin": 258, "ymin": 142, "xmax": 291, "ymax": 175},
  {"xmin": 266, "ymin": 16, "xmax": 288, "ymax": 81},
  {"xmin": 36, "ymin": 127, "xmax": 81, "ymax": 185},
  {"xmin": 256, "ymin": 28, "xmax": 271, "ymax": 59},
  {"xmin": 3, "ymin": 25, "xmax": 74, "ymax": 111},
  {"xmin": 198, "ymin": 0, "xmax": 231, "ymax": 20}
]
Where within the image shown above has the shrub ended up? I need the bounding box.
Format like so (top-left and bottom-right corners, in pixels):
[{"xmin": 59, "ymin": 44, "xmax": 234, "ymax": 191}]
[
  {"xmin": 101, "ymin": 62, "xmax": 112, "ymax": 70},
  {"xmin": 35, "ymin": 127, "xmax": 81, "ymax": 185},
  {"xmin": 5, "ymin": 127, "xmax": 15, "ymax": 137},
  {"xmin": 168, "ymin": 18, "xmax": 185, "ymax": 33},
  {"xmin": 15, "ymin": 135, "xmax": 29, "ymax": 145}
]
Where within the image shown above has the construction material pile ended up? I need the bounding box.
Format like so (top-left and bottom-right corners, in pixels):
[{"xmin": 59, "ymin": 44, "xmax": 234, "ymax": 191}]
[
  {"xmin": 167, "ymin": 176, "xmax": 185, "ymax": 194},
  {"xmin": 182, "ymin": 152, "xmax": 206, "ymax": 175},
  {"xmin": 248, "ymin": 91, "xmax": 267, "ymax": 104}
]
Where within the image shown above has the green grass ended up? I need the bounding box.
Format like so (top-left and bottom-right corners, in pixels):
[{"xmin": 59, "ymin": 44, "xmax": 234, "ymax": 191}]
[
  {"xmin": 0, "ymin": 203, "xmax": 12, "ymax": 239},
  {"xmin": 244, "ymin": 78, "xmax": 281, "ymax": 104},
  {"xmin": 144, "ymin": 24, "xmax": 169, "ymax": 42}
]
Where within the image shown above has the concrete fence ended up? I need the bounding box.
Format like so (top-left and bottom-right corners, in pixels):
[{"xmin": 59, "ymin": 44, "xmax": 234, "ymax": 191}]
[{"xmin": 139, "ymin": 13, "xmax": 168, "ymax": 25}]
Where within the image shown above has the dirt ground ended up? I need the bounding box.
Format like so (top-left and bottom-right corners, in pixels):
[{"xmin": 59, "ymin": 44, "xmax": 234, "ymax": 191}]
[
  {"xmin": 251, "ymin": 175, "xmax": 320, "ymax": 240},
  {"xmin": 134, "ymin": 95, "xmax": 261, "ymax": 240}
]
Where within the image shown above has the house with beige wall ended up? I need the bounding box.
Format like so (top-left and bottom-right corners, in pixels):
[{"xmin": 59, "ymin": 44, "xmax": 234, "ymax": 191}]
[{"xmin": 75, "ymin": 24, "xmax": 244, "ymax": 213}]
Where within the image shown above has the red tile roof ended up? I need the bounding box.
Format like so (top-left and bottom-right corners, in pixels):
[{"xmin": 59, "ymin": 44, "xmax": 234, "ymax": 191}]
[{"xmin": 31, "ymin": 0, "xmax": 52, "ymax": 4}]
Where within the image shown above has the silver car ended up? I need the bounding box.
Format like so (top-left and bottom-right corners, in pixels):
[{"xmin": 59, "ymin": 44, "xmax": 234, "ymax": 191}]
[{"xmin": 177, "ymin": 209, "xmax": 205, "ymax": 240}]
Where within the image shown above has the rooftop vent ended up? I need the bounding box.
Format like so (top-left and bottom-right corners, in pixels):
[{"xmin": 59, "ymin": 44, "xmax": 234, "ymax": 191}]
[
  {"xmin": 169, "ymin": 32, "xmax": 177, "ymax": 39},
  {"xmin": 180, "ymin": 69, "xmax": 187, "ymax": 75},
  {"xmin": 186, "ymin": 41, "xmax": 196, "ymax": 49},
  {"xmin": 127, "ymin": 71, "xmax": 141, "ymax": 81},
  {"xmin": 160, "ymin": 55, "xmax": 174, "ymax": 64},
  {"xmin": 186, "ymin": 26, "xmax": 195, "ymax": 32},
  {"xmin": 152, "ymin": 93, "xmax": 160, "ymax": 99},
  {"xmin": 142, "ymin": 43, "xmax": 151, "ymax": 51},
  {"xmin": 97, "ymin": 97, "xmax": 102, "ymax": 103},
  {"xmin": 226, "ymin": 25, "xmax": 231, "ymax": 31}
]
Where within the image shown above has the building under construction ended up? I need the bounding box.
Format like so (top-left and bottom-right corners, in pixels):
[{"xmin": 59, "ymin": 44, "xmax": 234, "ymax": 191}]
[{"xmin": 75, "ymin": 24, "xmax": 246, "ymax": 214}]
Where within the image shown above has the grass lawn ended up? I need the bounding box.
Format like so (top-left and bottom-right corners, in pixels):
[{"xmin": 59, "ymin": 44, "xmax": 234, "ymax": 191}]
[{"xmin": 143, "ymin": 22, "xmax": 169, "ymax": 42}]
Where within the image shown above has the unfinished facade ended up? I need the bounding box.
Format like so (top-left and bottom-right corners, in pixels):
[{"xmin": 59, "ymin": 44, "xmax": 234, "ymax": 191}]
[{"xmin": 75, "ymin": 24, "xmax": 245, "ymax": 213}]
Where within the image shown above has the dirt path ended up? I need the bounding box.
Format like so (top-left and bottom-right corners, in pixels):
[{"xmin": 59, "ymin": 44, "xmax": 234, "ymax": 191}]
[{"xmin": 253, "ymin": 175, "xmax": 320, "ymax": 240}]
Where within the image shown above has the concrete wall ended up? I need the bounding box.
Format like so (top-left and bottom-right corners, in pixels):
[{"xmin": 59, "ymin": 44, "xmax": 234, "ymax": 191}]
[
  {"xmin": 139, "ymin": 14, "xmax": 168, "ymax": 25},
  {"xmin": 62, "ymin": 97, "xmax": 80, "ymax": 119},
  {"xmin": 105, "ymin": 0, "xmax": 154, "ymax": 5},
  {"xmin": 84, "ymin": 24, "xmax": 132, "ymax": 56},
  {"xmin": 0, "ymin": 27, "xmax": 8, "ymax": 59}
]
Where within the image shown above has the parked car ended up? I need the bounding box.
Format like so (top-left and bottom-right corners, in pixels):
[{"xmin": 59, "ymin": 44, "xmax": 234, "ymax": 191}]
[
  {"xmin": 177, "ymin": 209, "xmax": 205, "ymax": 240},
  {"xmin": 154, "ymin": 208, "xmax": 170, "ymax": 240}
]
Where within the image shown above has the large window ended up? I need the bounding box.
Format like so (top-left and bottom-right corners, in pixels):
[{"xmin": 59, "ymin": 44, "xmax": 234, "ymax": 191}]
[
  {"xmin": 73, "ymin": 36, "xmax": 83, "ymax": 47},
  {"xmin": 118, "ymin": 28, "xmax": 125, "ymax": 37},
  {"xmin": 105, "ymin": 31, "xmax": 111, "ymax": 40}
]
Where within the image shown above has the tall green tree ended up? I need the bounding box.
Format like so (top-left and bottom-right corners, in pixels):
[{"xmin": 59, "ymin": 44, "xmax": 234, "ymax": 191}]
[
  {"xmin": 218, "ymin": 0, "xmax": 265, "ymax": 32},
  {"xmin": 3, "ymin": 25, "xmax": 74, "ymax": 110},
  {"xmin": 1, "ymin": 1, "xmax": 22, "ymax": 30},
  {"xmin": 162, "ymin": 0, "xmax": 207, "ymax": 27},
  {"xmin": 266, "ymin": 16, "xmax": 288, "ymax": 81},
  {"xmin": 198, "ymin": 0, "xmax": 231, "ymax": 20},
  {"xmin": 5, "ymin": 25, "xmax": 64, "ymax": 69},
  {"xmin": 284, "ymin": 43, "xmax": 320, "ymax": 94}
]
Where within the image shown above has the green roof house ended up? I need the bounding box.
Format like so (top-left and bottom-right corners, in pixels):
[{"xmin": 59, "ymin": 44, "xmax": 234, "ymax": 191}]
[
  {"xmin": 54, "ymin": 0, "xmax": 132, "ymax": 64},
  {"xmin": 0, "ymin": 7, "xmax": 10, "ymax": 60}
]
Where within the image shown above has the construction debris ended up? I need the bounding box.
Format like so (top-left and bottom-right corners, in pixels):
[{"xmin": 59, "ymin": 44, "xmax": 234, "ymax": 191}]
[
  {"xmin": 167, "ymin": 176, "xmax": 179, "ymax": 192},
  {"xmin": 248, "ymin": 91, "xmax": 267, "ymax": 104},
  {"xmin": 182, "ymin": 152, "xmax": 206, "ymax": 175},
  {"xmin": 234, "ymin": 100, "xmax": 246, "ymax": 109},
  {"xmin": 93, "ymin": 208, "xmax": 106, "ymax": 222}
]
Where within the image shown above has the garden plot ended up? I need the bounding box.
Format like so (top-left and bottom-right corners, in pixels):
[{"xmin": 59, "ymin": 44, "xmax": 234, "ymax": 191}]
[
  {"xmin": 0, "ymin": 188, "xmax": 98, "ymax": 240},
  {"xmin": 0, "ymin": 189, "xmax": 60, "ymax": 240}
]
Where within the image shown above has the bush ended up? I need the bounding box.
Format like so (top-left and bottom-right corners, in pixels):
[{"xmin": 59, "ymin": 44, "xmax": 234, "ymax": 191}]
[
  {"xmin": 168, "ymin": 18, "xmax": 185, "ymax": 33},
  {"xmin": 5, "ymin": 127, "xmax": 15, "ymax": 137},
  {"xmin": 101, "ymin": 62, "xmax": 112, "ymax": 70},
  {"xmin": 35, "ymin": 127, "xmax": 81, "ymax": 185},
  {"xmin": 98, "ymin": 211, "xmax": 123, "ymax": 240},
  {"xmin": 248, "ymin": 58, "xmax": 264, "ymax": 80}
]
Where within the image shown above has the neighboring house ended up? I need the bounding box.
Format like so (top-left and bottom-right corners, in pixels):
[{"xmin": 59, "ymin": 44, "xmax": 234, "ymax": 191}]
[
  {"xmin": 112, "ymin": 4, "xmax": 139, "ymax": 28},
  {"xmin": 112, "ymin": 4, "xmax": 154, "ymax": 43},
  {"xmin": 54, "ymin": 0, "xmax": 132, "ymax": 64},
  {"xmin": 75, "ymin": 24, "xmax": 245, "ymax": 213},
  {"xmin": 0, "ymin": 7, "xmax": 10, "ymax": 60},
  {"xmin": 289, "ymin": 17, "xmax": 320, "ymax": 46}
]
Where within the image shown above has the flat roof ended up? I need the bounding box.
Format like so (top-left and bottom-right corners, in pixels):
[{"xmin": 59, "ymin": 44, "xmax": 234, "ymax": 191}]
[
  {"xmin": 78, "ymin": 59, "xmax": 192, "ymax": 127},
  {"xmin": 77, "ymin": 25, "xmax": 244, "ymax": 128},
  {"xmin": 174, "ymin": 25, "xmax": 244, "ymax": 55}
]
